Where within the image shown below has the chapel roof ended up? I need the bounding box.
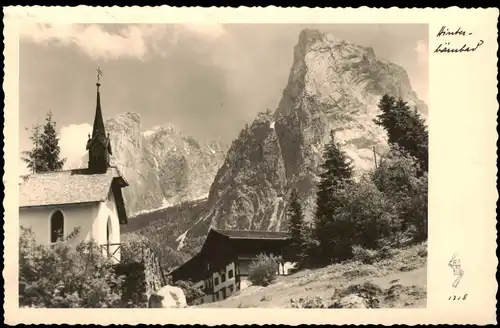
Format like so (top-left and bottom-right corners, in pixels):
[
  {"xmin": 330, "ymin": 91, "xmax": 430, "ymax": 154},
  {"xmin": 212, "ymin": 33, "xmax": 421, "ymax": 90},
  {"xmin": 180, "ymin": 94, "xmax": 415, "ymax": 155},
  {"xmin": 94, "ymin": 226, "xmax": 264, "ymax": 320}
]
[{"xmin": 19, "ymin": 166, "xmax": 128, "ymax": 208}]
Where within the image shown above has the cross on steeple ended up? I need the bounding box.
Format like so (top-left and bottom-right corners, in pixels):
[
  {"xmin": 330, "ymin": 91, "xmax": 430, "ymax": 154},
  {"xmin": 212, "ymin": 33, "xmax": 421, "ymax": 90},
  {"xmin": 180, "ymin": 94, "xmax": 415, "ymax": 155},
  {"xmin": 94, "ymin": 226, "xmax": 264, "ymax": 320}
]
[{"xmin": 96, "ymin": 66, "xmax": 103, "ymax": 85}]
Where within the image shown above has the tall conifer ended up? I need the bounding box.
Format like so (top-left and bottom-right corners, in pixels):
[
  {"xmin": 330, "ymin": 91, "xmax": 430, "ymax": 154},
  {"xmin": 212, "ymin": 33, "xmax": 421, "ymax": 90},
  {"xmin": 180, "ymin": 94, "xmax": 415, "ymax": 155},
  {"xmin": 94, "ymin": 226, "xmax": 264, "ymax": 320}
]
[
  {"xmin": 314, "ymin": 131, "xmax": 354, "ymax": 263},
  {"xmin": 22, "ymin": 122, "xmax": 46, "ymax": 173},
  {"xmin": 285, "ymin": 189, "xmax": 304, "ymax": 263},
  {"xmin": 22, "ymin": 111, "xmax": 66, "ymax": 173},
  {"xmin": 374, "ymin": 95, "xmax": 428, "ymax": 173}
]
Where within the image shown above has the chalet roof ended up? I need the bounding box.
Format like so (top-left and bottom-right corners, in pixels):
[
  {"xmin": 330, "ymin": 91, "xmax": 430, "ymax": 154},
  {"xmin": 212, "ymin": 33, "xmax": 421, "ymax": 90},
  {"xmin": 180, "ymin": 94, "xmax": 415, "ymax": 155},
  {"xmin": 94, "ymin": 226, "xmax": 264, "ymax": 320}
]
[
  {"xmin": 213, "ymin": 228, "xmax": 289, "ymax": 240},
  {"xmin": 19, "ymin": 166, "xmax": 128, "ymax": 208}
]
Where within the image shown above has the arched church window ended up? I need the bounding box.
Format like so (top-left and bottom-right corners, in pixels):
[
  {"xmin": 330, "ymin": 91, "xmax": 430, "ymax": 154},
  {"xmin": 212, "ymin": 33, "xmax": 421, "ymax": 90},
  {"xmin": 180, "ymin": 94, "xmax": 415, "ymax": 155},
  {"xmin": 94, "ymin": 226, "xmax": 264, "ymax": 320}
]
[
  {"xmin": 50, "ymin": 210, "xmax": 64, "ymax": 242},
  {"xmin": 106, "ymin": 217, "xmax": 112, "ymax": 244}
]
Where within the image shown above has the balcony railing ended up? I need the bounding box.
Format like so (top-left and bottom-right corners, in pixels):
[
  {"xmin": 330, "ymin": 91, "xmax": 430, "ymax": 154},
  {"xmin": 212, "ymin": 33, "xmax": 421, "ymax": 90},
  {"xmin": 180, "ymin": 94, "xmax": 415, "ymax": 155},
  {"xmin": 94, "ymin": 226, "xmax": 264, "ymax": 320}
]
[
  {"xmin": 100, "ymin": 242, "xmax": 121, "ymax": 263},
  {"xmin": 98, "ymin": 241, "xmax": 167, "ymax": 286}
]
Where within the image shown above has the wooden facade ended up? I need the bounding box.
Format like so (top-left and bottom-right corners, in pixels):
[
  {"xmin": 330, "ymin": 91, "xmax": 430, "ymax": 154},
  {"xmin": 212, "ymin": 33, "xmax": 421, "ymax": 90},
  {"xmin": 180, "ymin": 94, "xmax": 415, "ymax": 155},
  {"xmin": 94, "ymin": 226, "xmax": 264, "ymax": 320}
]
[{"xmin": 170, "ymin": 228, "xmax": 293, "ymax": 304}]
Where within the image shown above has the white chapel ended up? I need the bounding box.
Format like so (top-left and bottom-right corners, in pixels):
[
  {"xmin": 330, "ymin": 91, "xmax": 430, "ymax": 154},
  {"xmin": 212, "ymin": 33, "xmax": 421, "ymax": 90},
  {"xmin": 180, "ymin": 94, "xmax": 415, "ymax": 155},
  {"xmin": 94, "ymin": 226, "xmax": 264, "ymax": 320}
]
[{"xmin": 19, "ymin": 74, "xmax": 129, "ymax": 263}]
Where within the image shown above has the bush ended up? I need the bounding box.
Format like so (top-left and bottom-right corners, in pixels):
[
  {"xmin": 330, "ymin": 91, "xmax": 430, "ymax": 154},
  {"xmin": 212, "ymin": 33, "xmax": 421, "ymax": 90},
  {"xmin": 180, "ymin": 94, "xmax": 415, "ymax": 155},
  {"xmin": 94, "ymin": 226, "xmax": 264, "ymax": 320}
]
[
  {"xmin": 290, "ymin": 296, "xmax": 331, "ymax": 308},
  {"xmin": 351, "ymin": 245, "xmax": 379, "ymax": 264},
  {"xmin": 19, "ymin": 226, "xmax": 123, "ymax": 308},
  {"xmin": 415, "ymin": 242, "xmax": 427, "ymax": 257},
  {"xmin": 325, "ymin": 178, "xmax": 400, "ymax": 261},
  {"xmin": 248, "ymin": 253, "xmax": 280, "ymax": 287},
  {"xmin": 173, "ymin": 280, "xmax": 205, "ymax": 305},
  {"xmin": 379, "ymin": 245, "xmax": 393, "ymax": 259},
  {"xmin": 120, "ymin": 232, "xmax": 151, "ymax": 264},
  {"xmin": 372, "ymin": 147, "xmax": 428, "ymax": 244}
]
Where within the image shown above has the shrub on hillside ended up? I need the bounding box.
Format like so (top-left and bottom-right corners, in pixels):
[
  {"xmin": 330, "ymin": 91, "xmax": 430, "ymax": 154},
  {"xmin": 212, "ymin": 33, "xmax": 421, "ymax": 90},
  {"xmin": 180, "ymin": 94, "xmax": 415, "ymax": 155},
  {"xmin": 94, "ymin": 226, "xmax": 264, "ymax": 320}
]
[
  {"xmin": 290, "ymin": 296, "xmax": 332, "ymax": 308},
  {"xmin": 19, "ymin": 226, "xmax": 123, "ymax": 308},
  {"xmin": 173, "ymin": 280, "xmax": 205, "ymax": 305},
  {"xmin": 415, "ymin": 242, "xmax": 427, "ymax": 257},
  {"xmin": 326, "ymin": 178, "xmax": 400, "ymax": 261},
  {"xmin": 121, "ymin": 232, "xmax": 151, "ymax": 264},
  {"xmin": 351, "ymin": 245, "xmax": 379, "ymax": 264},
  {"xmin": 248, "ymin": 254, "xmax": 280, "ymax": 287},
  {"xmin": 372, "ymin": 147, "xmax": 428, "ymax": 244}
]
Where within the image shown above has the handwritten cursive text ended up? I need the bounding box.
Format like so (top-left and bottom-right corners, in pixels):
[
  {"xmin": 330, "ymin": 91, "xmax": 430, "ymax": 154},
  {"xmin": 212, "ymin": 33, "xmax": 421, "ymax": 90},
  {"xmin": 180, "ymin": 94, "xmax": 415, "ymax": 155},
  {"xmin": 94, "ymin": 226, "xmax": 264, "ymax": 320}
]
[
  {"xmin": 434, "ymin": 26, "xmax": 484, "ymax": 54},
  {"xmin": 436, "ymin": 26, "xmax": 471, "ymax": 37},
  {"xmin": 434, "ymin": 40, "xmax": 484, "ymax": 54}
]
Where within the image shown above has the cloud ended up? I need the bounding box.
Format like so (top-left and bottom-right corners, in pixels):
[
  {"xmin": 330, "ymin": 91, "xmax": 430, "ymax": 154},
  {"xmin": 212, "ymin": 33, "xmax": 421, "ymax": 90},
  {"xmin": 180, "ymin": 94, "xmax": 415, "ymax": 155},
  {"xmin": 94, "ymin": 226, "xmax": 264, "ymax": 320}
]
[
  {"xmin": 20, "ymin": 24, "xmax": 151, "ymax": 60},
  {"xmin": 181, "ymin": 24, "xmax": 229, "ymax": 41},
  {"xmin": 58, "ymin": 123, "xmax": 92, "ymax": 169},
  {"xmin": 414, "ymin": 39, "xmax": 428, "ymax": 65},
  {"xmin": 20, "ymin": 23, "xmax": 229, "ymax": 60}
]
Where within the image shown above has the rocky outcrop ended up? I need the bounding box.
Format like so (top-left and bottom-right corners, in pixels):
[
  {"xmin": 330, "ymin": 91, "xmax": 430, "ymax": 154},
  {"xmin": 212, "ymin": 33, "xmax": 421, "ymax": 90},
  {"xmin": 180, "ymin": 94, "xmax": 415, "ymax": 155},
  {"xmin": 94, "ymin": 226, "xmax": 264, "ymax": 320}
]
[
  {"xmin": 145, "ymin": 124, "xmax": 227, "ymax": 207},
  {"xmin": 148, "ymin": 285, "xmax": 188, "ymax": 308},
  {"xmin": 82, "ymin": 113, "xmax": 228, "ymax": 215},
  {"xmin": 178, "ymin": 28, "xmax": 427, "ymax": 247},
  {"xmin": 203, "ymin": 111, "xmax": 287, "ymax": 231}
]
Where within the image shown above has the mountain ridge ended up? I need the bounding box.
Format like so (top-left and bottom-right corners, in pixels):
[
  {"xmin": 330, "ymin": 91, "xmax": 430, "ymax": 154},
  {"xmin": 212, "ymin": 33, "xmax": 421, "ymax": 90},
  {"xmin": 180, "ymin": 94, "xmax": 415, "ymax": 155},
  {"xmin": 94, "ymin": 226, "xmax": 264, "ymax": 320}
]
[
  {"xmin": 80, "ymin": 111, "xmax": 228, "ymax": 216},
  {"xmin": 174, "ymin": 28, "xmax": 427, "ymax": 250}
]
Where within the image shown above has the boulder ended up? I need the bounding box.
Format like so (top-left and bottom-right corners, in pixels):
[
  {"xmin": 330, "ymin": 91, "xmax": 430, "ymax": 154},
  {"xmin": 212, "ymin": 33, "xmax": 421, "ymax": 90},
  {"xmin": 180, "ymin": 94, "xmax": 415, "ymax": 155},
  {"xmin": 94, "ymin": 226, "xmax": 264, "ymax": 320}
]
[
  {"xmin": 148, "ymin": 285, "xmax": 187, "ymax": 308},
  {"xmin": 335, "ymin": 294, "xmax": 368, "ymax": 308}
]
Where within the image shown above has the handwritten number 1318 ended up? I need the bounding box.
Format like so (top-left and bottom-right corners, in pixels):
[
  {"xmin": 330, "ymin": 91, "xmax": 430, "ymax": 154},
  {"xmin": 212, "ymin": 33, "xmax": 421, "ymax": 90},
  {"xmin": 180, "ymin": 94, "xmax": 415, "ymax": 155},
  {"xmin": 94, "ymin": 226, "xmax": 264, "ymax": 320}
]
[{"xmin": 449, "ymin": 294, "xmax": 468, "ymax": 300}]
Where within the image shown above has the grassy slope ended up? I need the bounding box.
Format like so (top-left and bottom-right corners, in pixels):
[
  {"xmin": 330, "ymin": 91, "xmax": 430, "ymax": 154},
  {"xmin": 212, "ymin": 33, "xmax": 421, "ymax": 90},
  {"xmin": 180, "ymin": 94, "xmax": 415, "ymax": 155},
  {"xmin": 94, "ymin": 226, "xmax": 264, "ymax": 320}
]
[{"xmin": 197, "ymin": 242, "xmax": 427, "ymax": 308}]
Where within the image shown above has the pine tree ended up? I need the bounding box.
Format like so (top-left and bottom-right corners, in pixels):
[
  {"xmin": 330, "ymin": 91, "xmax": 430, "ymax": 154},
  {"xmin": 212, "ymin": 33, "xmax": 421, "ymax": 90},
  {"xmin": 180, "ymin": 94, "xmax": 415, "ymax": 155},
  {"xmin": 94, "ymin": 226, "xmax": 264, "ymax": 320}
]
[
  {"xmin": 374, "ymin": 95, "xmax": 428, "ymax": 174},
  {"xmin": 285, "ymin": 189, "xmax": 304, "ymax": 263},
  {"xmin": 22, "ymin": 122, "xmax": 47, "ymax": 173},
  {"xmin": 39, "ymin": 111, "xmax": 66, "ymax": 172},
  {"xmin": 314, "ymin": 131, "xmax": 354, "ymax": 263},
  {"xmin": 22, "ymin": 112, "xmax": 66, "ymax": 173}
]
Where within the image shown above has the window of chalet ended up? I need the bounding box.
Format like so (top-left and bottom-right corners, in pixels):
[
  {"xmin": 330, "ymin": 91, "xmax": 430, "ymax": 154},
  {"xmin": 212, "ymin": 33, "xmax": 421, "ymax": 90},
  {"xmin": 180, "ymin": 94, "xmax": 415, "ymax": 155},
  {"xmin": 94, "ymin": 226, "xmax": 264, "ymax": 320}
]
[
  {"xmin": 214, "ymin": 277, "xmax": 219, "ymax": 285},
  {"xmin": 228, "ymin": 269, "xmax": 234, "ymax": 279},
  {"xmin": 50, "ymin": 210, "xmax": 64, "ymax": 243},
  {"xmin": 228, "ymin": 285, "xmax": 234, "ymax": 294},
  {"xmin": 221, "ymin": 273, "xmax": 226, "ymax": 283}
]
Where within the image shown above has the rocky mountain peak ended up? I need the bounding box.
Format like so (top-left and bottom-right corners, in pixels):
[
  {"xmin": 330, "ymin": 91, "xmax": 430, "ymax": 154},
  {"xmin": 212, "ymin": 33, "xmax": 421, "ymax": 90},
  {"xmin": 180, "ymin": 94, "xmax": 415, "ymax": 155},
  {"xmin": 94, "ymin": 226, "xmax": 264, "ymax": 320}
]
[
  {"xmin": 81, "ymin": 112, "xmax": 228, "ymax": 215},
  {"xmin": 177, "ymin": 29, "xmax": 428, "ymax": 248}
]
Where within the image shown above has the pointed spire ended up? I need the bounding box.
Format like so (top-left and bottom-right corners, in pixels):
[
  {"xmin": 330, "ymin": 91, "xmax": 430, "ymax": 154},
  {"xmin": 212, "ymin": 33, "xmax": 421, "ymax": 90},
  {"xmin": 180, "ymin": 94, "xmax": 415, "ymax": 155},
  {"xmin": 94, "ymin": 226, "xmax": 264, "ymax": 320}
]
[
  {"xmin": 87, "ymin": 66, "xmax": 111, "ymax": 174},
  {"xmin": 92, "ymin": 67, "xmax": 106, "ymax": 140}
]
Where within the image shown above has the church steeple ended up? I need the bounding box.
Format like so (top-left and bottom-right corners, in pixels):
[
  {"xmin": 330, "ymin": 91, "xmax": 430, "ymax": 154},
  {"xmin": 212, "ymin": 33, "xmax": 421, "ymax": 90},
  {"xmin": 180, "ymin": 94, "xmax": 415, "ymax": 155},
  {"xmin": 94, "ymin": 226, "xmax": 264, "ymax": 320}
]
[
  {"xmin": 92, "ymin": 80, "xmax": 106, "ymax": 140},
  {"xmin": 86, "ymin": 67, "xmax": 112, "ymax": 174}
]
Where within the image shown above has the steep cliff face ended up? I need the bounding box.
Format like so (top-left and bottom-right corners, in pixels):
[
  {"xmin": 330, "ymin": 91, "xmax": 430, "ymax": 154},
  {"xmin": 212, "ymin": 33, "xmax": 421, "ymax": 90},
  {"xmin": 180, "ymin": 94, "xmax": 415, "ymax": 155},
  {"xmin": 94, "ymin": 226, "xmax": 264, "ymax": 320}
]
[
  {"xmin": 144, "ymin": 124, "xmax": 227, "ymax": 207},
  {"xmin": 204, "ymin": 111, "xmax": 287, "ymax": 231},
  {"xmin": 273, "ymin": 28, "xmax": 427, "ymax": 219},
  {"xmin": 179, "ymin": 29, "xmax": 427, "ymax": 247},
  {"xmin": 82, "ymin": 113, "xmax": 228, "ymax": 216}
]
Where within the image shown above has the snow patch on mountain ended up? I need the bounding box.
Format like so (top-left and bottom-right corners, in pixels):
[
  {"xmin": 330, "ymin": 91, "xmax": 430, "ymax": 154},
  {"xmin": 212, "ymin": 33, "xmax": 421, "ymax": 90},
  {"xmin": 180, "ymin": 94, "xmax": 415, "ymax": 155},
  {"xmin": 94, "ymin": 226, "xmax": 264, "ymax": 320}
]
[{"xmin": 176, "ymin": 231, "xmax": 188, "ymax": 251}]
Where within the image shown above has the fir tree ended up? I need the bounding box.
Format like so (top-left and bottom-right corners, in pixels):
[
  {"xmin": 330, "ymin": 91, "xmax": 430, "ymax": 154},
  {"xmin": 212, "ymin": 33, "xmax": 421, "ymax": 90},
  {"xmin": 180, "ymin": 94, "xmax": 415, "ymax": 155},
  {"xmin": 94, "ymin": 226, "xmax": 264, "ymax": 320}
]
[
  {"xmin": 22, "ymin": 112, "xmax": 66, "ymax": 173},
  {"xmin": 285, "ymin": 189, "xmax": 304, "ymax": 263},
  {"xmin": 39, "ymin": 111, "xmax": 66, "ymax": 172},
  {"xmin": 314, "ymin": 131, "xmax": 354, "ymax": 263},
  {"xmin": 374, "ymin": 95, "xmax": 428, "ymax": 173},
  {"xmin": 21, "ymin": 122, "xmax": 47, "ymax": 173}
]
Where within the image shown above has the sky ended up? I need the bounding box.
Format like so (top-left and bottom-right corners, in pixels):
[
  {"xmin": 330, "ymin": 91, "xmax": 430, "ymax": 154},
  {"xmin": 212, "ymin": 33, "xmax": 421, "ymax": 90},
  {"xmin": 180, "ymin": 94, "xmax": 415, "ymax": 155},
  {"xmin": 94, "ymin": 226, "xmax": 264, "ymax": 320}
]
[{"xmin": 19, "ymin": 23, "xmax": 428, "ymax": 174}]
